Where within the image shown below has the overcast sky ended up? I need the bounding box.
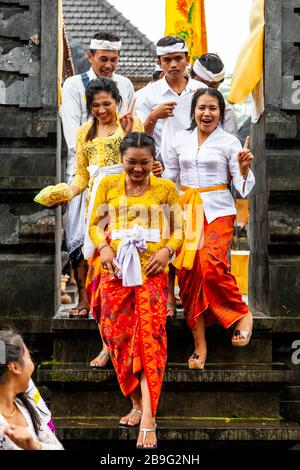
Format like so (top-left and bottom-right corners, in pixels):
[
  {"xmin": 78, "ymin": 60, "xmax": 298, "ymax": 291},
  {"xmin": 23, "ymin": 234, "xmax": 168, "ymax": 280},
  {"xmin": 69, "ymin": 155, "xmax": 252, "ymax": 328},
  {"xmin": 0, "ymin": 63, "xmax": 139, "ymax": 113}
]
[{"xmin": 109, "ymin": 0, "xmax": 252, "ymax": 72}]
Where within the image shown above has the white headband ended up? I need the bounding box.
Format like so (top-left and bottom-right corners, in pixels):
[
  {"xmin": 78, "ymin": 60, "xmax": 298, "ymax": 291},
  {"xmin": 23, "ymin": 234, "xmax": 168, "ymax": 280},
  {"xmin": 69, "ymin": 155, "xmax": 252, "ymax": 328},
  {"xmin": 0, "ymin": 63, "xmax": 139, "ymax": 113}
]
[
  {"xmin": 90, "ymin": 39, "xmax": 122, "ymax": 51},
  {"xmin": 0, "ymin": 340, "xmax": 6, "ymax": 365},
  {"xmin": 156, "ymin": 42, "xmax": 188, "ymax": 56},
  {"xmin": 193, "ymin": 59, "xmax": 226, "ymax": 82}
]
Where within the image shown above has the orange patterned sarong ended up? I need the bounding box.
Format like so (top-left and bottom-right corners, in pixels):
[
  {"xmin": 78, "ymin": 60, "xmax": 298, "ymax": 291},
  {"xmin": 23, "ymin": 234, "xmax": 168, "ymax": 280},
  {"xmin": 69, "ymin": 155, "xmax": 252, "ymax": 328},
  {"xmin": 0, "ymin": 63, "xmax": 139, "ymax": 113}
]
[
  {"xmin": 100, "ymin": 272, "xmax": 168, "ymax": 416},
  {"xmin": 178, "ymin": 215, "xmax": 248, "ymax": 330}
]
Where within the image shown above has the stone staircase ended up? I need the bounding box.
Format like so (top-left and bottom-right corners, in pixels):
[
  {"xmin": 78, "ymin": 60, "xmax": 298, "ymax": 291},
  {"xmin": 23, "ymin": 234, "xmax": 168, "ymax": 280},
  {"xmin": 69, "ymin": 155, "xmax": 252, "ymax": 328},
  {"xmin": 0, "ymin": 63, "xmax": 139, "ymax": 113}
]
[{"xmin": 34, "ymin": 307, "xmax": 300, "ymax": 450}]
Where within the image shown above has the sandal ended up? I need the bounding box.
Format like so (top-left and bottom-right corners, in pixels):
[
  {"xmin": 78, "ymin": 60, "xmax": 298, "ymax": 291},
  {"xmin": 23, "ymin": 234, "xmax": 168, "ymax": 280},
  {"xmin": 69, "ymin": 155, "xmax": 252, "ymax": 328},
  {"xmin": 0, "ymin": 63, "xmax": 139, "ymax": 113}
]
[
  {"xmin": 231, "ymin": 329, "xmax": 252, "ymax": 347},
  {"xmin": 188, "ymin": 352, "xmax": 207, "ymax": 370},
  {"xmin": 136, "ymin": 424, "xmax": 157, "ymax": 449},
  {"xmin": 89, "ymin": 350, "xmax": 111, "ymax": 369},
  {"xmin": 69, "ymin": 306, "xmax": 89, "ymax": 319},
  {"xmin": 232, "ymin": 313, "xmax": 253, "ymax": 347},
  {"xmin": 119, "ymin": 408, "xmax": 142, "ymax": 428}
]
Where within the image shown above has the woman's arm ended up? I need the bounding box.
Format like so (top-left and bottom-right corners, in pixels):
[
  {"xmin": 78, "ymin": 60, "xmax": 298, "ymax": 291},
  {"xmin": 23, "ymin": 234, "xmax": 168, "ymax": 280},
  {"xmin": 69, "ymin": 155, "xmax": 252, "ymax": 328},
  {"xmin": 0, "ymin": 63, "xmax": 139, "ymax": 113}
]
[
  {"xmin": 89, "ymin": 177, "xmax": 110, "ymax": 248},
  {"xmin": 162, "ymin": 141, "xmax": 180, "ymax": 183},
  {"xmin": 69, "ymin": 126, "xmax": 90, "ymax": 195},
  {"xmin": 228, "ymin": 137, "xmax": 255, "ymax": 197}
]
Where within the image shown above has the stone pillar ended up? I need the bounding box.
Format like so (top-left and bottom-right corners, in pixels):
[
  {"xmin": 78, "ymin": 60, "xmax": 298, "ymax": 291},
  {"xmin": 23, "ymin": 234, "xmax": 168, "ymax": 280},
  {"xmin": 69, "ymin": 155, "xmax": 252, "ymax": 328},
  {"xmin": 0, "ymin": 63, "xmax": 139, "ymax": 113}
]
[
  {"xmin": 249, "ymin": 0, "xmax": 300, "ymax": 317},
  {"xmin": 0, "ymin": 0, "xmax": 60, "ymax": 317}
]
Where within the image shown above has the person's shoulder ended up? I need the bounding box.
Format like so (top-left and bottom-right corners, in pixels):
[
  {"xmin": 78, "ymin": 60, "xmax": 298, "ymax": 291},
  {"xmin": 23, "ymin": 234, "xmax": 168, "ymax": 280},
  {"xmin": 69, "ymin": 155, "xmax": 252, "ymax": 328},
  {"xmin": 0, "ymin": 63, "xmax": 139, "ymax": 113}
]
[
  {"xmin": 217, "ymin": 126, "xmax": 241, "ymax": 146},
  {"xmin": 113, "ymin": 73, "xmax": 133, "ymax": 87},
  {"xmin": 101, "ymin": 174, "xmax": 122, "ymax": 186},
  {"xmin": 152, "ymin": 175, "xmax": 177, "ymax": 191},
  {"xmin": 188, "ymin": 78, "xmax": 207, "ymax": 90},
  {"xmin": 63, "ymin": 73, "xmax": 83, "ymax": 89},
  {"xmin": 77, "ymin": 119, "xmax": 93, "ymax": 136},
  {"xmin": 174, "ymin": 128, "xmax": 193, "ymax": 144}
]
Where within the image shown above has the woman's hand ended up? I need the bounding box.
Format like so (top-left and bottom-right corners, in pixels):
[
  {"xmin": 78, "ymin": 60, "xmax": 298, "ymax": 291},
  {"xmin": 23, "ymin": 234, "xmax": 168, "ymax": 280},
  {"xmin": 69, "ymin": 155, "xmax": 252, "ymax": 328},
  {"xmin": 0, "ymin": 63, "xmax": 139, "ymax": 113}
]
[
  {"xmin": 145, "ymin": 248, "xmax": 170, "ymax": 277},
  {"xmin": 152, "ymin": 161, "xmax": 164, "ymax": 177},
  {"xmin": 119, "ymin": 100, "xmax": 136, "ymax": 134},
  {"xmin": 237, "ymin": 136, "xmax": 254, "ymax": 178},
  {"xmin": 4, "ymin": 425, "xmax": 41, "ymax": 450},
  {"xmin": 119, "ymin": 112, "xmax": 134, "ymax": 134},
  {"xmin": 99, "ymin": 245, "xmax": 119, "ymax": 278}
]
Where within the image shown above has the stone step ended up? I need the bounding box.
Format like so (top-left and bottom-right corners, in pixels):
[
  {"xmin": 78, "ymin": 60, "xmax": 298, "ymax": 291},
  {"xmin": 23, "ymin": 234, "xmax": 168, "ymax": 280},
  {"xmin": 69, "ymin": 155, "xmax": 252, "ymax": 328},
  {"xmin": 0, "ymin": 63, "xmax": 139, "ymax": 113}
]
[
  {"xmin": 52, "ymin": 307, "xmax": 272, "ymax": 364},
  {"xmin": 38, "ymin": 363, "xmax": 294, "ymax": 419},
  {"xmin": 53, "ymin": 417, "xmax": 300, "ymax": 450}
]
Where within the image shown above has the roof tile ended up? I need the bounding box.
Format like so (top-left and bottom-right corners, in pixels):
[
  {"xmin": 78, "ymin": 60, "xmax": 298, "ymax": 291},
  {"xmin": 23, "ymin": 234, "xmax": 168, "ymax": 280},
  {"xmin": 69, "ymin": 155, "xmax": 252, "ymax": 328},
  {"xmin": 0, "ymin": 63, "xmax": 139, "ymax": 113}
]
[{"xmin": 63, "ymin": 0, "xmax": 156, "ymax": 79}]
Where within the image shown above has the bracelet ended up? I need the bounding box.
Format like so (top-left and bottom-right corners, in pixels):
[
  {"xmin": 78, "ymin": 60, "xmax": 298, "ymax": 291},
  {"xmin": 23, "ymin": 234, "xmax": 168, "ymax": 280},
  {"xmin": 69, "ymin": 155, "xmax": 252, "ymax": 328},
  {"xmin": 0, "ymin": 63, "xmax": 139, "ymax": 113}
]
[
  {"xmin": 162, "ymin": 246, "xmax": 174, "ymax": 258},
  {"xmin": 34, "ymin": 440, "xmax": 42, "ymax": 450},
  {"xmin": 98, "ymin": 243, "xmax": 109, "ymax": 254}
]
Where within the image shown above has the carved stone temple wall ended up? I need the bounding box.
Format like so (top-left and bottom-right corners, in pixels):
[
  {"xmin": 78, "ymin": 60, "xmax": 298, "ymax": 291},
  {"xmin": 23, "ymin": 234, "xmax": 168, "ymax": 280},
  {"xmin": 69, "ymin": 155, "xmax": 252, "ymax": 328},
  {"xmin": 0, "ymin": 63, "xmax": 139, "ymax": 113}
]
[
  {"xmin": 0, "ymin": 0, "xmax": 60, "ymax": 318},
  {"xmin": 249, "ymin": 0, "xmax": 300, "ymax": 320}
]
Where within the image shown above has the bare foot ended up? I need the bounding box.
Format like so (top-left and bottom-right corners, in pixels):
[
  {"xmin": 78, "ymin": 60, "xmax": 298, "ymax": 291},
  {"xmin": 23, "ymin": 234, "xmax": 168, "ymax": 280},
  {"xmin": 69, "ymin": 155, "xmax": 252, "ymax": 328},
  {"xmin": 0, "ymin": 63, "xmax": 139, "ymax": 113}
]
[
  {"xmin": 89, "ymin": 349, "xmax": 110, "ymax": 368},
  {"xmin": 136, "ymin": 416, "xmax": 157, "ymax": 449},
  {"xmin": 119, "ymin": 408, "xmax": 142, "ymax": 427}
]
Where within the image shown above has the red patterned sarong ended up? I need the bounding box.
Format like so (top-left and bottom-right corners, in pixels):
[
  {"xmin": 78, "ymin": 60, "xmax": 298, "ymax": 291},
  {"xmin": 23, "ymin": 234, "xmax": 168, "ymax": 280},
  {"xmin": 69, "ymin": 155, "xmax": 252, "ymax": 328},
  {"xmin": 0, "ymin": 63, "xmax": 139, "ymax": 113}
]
[
  {"xmin": 100, "ymin": 272, "xmax": 168, "ymax": 416},
  {"xmin": 178, "ymin": 215, "xmax": 248, "ymax": 330}
]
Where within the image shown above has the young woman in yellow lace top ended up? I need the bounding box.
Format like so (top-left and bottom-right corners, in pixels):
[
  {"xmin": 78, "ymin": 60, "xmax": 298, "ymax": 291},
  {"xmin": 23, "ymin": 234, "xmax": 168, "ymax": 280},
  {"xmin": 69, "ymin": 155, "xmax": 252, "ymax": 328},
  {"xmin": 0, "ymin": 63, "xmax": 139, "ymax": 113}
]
[
  {"xmin": 68, "ymin": 79, "xmax": 163, "ymax": 370},
  {"xmin": 89, "ymin": 132, "xmax": 183, "ymax": 449}
]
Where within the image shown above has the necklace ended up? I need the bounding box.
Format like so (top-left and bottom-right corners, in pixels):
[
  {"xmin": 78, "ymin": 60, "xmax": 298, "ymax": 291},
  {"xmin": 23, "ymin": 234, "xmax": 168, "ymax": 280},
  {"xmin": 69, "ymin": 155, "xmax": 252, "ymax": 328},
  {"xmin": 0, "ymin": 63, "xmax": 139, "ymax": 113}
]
[
  {"xmin": 126, "ymin": 182, "xmax": 149, "ymax": 197},
  {"xmin": 96, "ymin": 122, "xmax": 118, "ymax": 137},
  {"xmin": 0, "ymin": 403, "xmax": 16, "ymax": 419}
]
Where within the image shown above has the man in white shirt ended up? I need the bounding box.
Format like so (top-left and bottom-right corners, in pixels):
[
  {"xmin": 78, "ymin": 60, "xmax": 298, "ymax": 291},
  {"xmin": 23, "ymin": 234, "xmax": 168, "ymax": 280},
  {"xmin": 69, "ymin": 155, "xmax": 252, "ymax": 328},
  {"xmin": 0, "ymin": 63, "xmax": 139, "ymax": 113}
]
[
  {"xmin": 60, "ymin": 32, "xmax": 134, "ymax": 365},
  {"xmin": 135, "ymin": 36, "xmax": 206, "ymax": 318},
  {"xmin": 135, "ymin": 36, "xmax": 206, "ymax": 163},
  {"xmin": 191, "ymin": 53, "xmax": 238, "ymax": 137}
]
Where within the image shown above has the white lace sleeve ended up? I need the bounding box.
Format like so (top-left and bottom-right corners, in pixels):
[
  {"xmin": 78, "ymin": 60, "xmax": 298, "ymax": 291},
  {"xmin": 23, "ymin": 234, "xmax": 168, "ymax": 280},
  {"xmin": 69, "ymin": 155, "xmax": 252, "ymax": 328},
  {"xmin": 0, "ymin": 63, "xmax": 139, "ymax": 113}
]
[{"xmin": 37, "ymin": 418, "xmax": 64, "ymax": 450}]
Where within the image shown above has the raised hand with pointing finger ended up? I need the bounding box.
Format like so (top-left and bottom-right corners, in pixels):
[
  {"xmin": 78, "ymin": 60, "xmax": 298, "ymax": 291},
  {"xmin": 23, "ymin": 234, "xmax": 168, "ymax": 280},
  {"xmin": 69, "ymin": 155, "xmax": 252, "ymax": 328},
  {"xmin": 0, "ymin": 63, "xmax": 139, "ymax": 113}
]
[{"xmin": 237, "ymin": 136, "xmax": 254, "ymax": 178}]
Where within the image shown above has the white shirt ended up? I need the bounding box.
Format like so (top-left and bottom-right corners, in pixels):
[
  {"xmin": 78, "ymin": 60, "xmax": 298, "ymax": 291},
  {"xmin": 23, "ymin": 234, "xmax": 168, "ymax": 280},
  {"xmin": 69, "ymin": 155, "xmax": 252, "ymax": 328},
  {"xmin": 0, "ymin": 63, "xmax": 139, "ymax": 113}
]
[
  {"xmin": 135, "ymin": 75, "xmax": 206, "ymax": 161},
  {"xmin": 223, "ymin": 103, "xmax": 239, "ymax": 137},
  {"xmin": 0, "ymin": 398, "xmax": 63, "ymax": 450},
  {"xmin": 61, "ymin": 67, "xmax": 134, "ymax": 176},
  {"xmin": 163, "ymin": 126, "xmax": 255, "ymax": 223}
]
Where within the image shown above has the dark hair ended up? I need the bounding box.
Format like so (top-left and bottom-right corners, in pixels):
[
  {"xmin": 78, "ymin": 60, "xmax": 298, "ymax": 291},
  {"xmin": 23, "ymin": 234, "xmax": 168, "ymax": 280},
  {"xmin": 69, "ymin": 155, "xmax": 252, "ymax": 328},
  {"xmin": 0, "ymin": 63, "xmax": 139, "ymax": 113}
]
[
  {"xmin": 85, "ymin": 78, "xmax": 122, "ymax": 142},
  {"xmin": 156, "ymin": 36, "xmax": 188, "ymax": 57},
  {"xmin": 189, "ymin": 88, "xmax": 226, "ymax": 130},
  {"xmin": 152, "ymin": 70, "xmax": 163, "ymax": 81},
  {"xmin": 0, "ymin": 330, "xmax": 41, "ymax": 435},
  {"xmin": 90, "ymin": 31, "xmax": 120, "ymax": 56},
  {"xmin": 120, "ymin": 132, "xmax": 156, "ymax": 159},
  {"xmin": 198, "ymin": 53, "xmax": 224, "ymax": 74}
]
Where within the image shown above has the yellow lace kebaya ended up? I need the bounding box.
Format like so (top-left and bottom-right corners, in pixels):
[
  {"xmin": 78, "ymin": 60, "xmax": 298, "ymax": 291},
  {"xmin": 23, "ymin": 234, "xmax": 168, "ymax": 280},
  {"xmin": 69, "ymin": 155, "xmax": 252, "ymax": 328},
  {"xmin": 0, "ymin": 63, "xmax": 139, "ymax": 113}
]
[
  {"xmin": 89, "ymin": 174, "xmax": 183, "ymax": 278},
  {"xmin": 71, "ymin": 117, "xmax": 144, "ymax": 195}
]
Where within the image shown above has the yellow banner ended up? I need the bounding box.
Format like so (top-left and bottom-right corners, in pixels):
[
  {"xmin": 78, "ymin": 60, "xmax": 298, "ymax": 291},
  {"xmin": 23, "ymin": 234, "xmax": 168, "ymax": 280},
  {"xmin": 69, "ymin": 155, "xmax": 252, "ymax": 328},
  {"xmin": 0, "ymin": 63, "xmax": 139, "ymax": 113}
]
[
  {"xmin": 228, "ymin": 0, "xmax": 264, "ymax": 105},
  {"xmin": 165, "ymin": 0, "xmax": 207, "ymax": 63}
]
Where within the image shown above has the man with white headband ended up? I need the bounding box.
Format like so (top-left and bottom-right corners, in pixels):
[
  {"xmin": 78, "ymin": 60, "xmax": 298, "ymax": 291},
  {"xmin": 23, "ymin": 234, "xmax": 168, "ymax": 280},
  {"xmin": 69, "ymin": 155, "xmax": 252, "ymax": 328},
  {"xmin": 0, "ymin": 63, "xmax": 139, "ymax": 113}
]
[
  {"xmin": 135, "ymin": 36, "xmax": 206, "ymax": 319},
  {"xmin": 135, "ymin": 36, "xmax": 206, "ymax": 163},
  {"xmin": 191, "ymin": 53, "xmax": 238, "ymax": 137},
  {"xmin": 60, "ymin": 32, "xmax": 134, "ymax": 342}
]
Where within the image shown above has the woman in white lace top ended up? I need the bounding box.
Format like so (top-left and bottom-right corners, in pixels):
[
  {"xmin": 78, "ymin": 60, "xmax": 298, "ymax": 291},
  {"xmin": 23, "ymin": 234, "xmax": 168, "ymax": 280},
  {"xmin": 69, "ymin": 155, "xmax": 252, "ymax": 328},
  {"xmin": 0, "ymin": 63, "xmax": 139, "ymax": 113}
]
[{"xmin": 0, "ymin": 330, "xmax": 63, "ymax": 450}]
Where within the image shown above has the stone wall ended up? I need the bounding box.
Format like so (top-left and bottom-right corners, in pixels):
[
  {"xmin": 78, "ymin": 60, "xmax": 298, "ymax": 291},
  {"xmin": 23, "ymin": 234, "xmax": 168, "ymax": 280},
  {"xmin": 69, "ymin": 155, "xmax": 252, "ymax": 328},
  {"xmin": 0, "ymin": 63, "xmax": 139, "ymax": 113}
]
[
  {"xmin": 0, "ymin": 0, "xmax": 60, "ymax": 317},
  {"xmin": 249, "ymin": 0, "xmax": 300, "ymax": 318}
]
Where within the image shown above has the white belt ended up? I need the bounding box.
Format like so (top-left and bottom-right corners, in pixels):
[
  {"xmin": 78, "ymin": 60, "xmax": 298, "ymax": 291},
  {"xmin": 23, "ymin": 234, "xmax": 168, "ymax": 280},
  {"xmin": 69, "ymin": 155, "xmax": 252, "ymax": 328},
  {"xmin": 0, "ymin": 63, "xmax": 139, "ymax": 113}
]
[
  {"xmin": 112, "ymin": 225, "xmax": 161, "ymax": 287},
  {"xmin": 83, "ymin": 163, "xmax": 123, "ymax": 259}
]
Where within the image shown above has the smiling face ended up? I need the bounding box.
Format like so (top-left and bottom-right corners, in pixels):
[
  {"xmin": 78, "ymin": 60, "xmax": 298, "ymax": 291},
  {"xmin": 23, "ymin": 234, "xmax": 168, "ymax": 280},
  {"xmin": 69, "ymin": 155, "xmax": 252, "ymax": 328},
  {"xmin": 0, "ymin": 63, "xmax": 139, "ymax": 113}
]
[
  {"xmin": 194, "ymin": 93, "xmax": 221, "ymax": 135},
  {"xmin": 88, "ymin": 49, "xmax": 119, "ymax": 78},
  {"xmin": 123, "ymin": 147, "xmax": 154, "ymax": 184},
  {"xmin": 158, "ymin": 52, "xmax": 189, "ymax": 80},
  {"xmin": 91, "ymin": 91, "xmax": 117, "ymax": 125}
]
